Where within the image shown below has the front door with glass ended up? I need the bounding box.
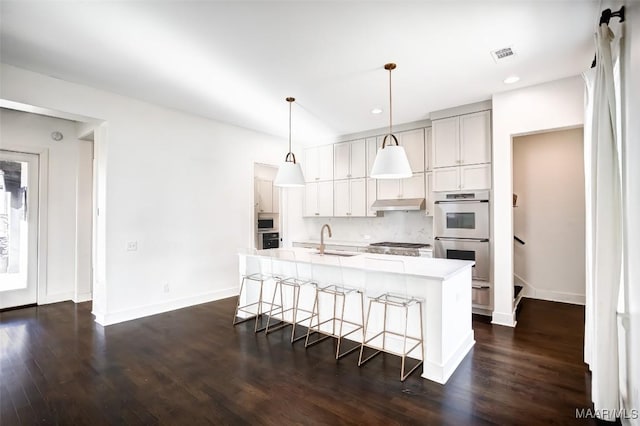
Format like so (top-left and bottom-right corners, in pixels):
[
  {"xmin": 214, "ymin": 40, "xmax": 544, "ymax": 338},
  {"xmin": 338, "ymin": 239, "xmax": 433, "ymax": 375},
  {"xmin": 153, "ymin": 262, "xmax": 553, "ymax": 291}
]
[{"xmin": 0, "ymin": 150, "xmax": 39, "ymax": 309}]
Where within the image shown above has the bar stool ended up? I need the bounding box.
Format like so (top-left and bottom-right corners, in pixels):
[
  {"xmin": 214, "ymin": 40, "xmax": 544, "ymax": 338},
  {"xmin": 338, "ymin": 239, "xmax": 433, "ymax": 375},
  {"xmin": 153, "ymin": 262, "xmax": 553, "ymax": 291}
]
[
  {"xmin": 358, "ymin": 257, "xmax": 424, "ymax": 381},
  {"xmin": 305, "ymin": 254, "xmax": 364, "ymax": 359},
  {"xmin": 265, "ymin": 250, "xmax": 317, "ymax": 343},
  {"xmin": 232, "ymin": 249, "xmax": 283, "ymax": 333}
]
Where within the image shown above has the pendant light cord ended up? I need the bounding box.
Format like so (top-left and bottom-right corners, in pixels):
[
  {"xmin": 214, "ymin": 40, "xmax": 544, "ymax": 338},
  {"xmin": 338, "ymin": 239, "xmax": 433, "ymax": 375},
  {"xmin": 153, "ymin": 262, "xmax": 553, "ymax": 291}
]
[
  {"xmin": 288, "ymin": 100, "xmax": 292, "ymax": 154},
  {"xmin": 388, "ymin": 66, "xmax": 393, "ymax": 137}
]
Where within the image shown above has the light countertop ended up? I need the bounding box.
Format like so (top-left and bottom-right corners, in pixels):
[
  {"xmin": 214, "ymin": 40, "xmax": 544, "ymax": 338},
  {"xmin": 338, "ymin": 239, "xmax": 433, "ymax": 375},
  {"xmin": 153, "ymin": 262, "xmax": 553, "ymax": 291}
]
[{"xmin": 242, "ymin": 247, "xmax": 472, "ymax": 281}]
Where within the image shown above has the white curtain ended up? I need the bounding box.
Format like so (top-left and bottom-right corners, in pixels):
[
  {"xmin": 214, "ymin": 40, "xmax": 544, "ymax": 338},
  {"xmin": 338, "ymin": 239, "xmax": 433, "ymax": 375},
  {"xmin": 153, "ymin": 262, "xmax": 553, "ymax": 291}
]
[{"xmin": 582, "ymin": 23, "xmax": 623, "ymax": 422}]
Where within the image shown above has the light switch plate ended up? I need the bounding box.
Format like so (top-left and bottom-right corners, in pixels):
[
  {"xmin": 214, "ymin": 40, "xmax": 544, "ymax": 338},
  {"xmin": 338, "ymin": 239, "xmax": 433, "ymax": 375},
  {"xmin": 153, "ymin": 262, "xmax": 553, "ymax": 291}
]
[{"xmin": 126, "ymin": 241, "xmax": 138, "ymax": 251}]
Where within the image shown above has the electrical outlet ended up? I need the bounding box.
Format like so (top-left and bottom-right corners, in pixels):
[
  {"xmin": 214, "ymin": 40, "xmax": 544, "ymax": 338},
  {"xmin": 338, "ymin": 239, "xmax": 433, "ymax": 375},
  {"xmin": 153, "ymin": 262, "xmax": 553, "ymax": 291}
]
[
  {"xmin": 126, "ymin": 241, "xmax": 138, "ymax": 251},
  {"xmin": 163, "ymin": 283, "xmax": 170, "ymax": 293}
]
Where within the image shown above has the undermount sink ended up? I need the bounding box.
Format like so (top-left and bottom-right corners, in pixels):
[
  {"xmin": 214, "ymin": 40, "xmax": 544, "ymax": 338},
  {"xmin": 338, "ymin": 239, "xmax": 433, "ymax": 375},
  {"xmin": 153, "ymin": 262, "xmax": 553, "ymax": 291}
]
[{"xmin": 312, "ymin": 251, "xmax": 358, "ymax": 257}]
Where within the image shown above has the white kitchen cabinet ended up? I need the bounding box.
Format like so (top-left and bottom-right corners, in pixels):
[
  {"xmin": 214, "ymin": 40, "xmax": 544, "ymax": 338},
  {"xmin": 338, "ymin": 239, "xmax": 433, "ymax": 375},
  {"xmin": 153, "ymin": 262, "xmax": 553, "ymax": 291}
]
[
  {"xmin": 350, "ymin": 178, "xmax": 366, "ymax": 217},
  {"xmin": 460, "ymin": 111, "xmax": 491, "ymax": 165},
  {"xmin": 366, "ymin": 137, "xmax": 381, "ymax": 176},
  {"xmin": 334, "ymin": 139, "xmax": 366, "ymax": 180},
  {"xmin": 425, "ymin": 127, "xmax": 432, "ymax": 171},
  {"xmin": 304, "ymin": 144, "xmax": 334, "ymax": 182},
  {"xmin": 398, "ymin": 128, "xmax": 425, "ymax": 173},
  {"xmin": 256, "ymin": 179, "xmax": 278, "ymax": 213},
  {"xmin": 366, "ymin": 178, "xmax": 377, "ymax": 217},
  {"xmin": 460, "ymin": 163, "xmax": 492, "ymax": 190},
  {"xmin": 376, "ymin": 172, "xmax": 425, "ymax": 199},
  {"xmin": 432, "ymin": 117, "xmax": 459, "ymax": 169},
  {"xmin": 432, "ymin": 163, "xmax": 491, "ymax": 191},
  {"xmin": 304, "ymin": 181, "xmax": 334, "ymax": 217},
  {"xmin": 432, "ymin": 110, "xmax": 491, "ymax": 168},
  {"xmin": 333, "ymin": 180, "xmax": 349, "ymax": 217},
  {"xmin": 334, "ymin": 178, "xmax": 366, "ymax": 217},
  {"xmin": 425, "ymin": 172, "xmax": 433, "ymax": 216}
]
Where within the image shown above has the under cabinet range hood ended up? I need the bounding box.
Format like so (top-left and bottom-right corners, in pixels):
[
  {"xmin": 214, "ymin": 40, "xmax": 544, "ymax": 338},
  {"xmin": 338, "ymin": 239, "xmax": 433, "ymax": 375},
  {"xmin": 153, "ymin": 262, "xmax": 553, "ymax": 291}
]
[{"xmin": 371, "ymin": 198, "xmax": 425, "ymax": 211}]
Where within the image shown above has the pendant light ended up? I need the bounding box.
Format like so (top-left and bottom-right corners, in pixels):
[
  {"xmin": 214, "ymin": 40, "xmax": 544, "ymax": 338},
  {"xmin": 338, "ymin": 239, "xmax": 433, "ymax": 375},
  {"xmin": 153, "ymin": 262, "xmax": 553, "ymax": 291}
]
[
  {"xmin": 274, "ymin": 97, "xmax": 305, "ymax": 187},
  {"xmin": 370, "ymin": 63, "xmax": 413, "ymax": 179}
]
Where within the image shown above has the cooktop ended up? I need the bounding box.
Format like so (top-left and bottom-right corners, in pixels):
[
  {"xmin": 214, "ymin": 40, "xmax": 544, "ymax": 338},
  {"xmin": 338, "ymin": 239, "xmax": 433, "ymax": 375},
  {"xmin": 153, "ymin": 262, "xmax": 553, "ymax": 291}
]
[{"xmin": 369, "ymin": 242, "xmax": 431, "ymax": 248}]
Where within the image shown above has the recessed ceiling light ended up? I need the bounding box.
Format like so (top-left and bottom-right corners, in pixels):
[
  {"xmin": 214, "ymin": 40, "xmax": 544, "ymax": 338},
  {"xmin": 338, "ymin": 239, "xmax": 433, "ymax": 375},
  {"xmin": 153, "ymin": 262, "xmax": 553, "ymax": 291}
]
[
  {"xmin": 504, "ymin": 75, "xmax": 520, "ymax": 84},
  {"xmin": 371, "ymin": 108, "xmax": 383, "ymax": 114}
]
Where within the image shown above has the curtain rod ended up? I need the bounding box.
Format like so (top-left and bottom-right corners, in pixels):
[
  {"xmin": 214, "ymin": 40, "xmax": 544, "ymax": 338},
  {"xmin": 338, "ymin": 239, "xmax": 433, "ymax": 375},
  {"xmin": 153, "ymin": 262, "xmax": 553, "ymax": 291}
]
[{"xmin": 591, "ymin": 6, "xmax": 626, "ymax": 68}]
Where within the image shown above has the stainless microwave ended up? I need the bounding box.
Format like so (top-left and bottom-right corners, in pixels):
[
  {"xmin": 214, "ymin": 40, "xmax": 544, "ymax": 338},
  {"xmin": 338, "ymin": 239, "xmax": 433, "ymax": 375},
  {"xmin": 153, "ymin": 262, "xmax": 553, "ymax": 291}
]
[{"xmin": 257, "ymin": 218, "xmax": 275, "ymax": 230}]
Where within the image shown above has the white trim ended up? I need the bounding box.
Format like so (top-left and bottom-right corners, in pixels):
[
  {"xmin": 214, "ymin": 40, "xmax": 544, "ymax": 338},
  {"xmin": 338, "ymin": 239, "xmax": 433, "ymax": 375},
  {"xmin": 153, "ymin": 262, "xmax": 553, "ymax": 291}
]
[
  {"xmin": 73, "ymin": 292, "xmax": 93, "ymax": 303},
  {"xmin": 422, "ymin": 331, "xmax": 475, "ymax": 384},
  {"xmin": 0, "ymin": 146, "xmax": 49, "ymax": 307},
  {"xmin": 94, "ymin": 287, "xmax": 237, "ymax": 326},
  {"xmin": 492, "ymin": 310, "xmax": 517, "ymax": 327},
  {"xmin": 429, "ymin": 100, "xmax": 493, "ymax": 121},
  {"xmin": 514, "ymin": 273, "xmax": 585, "ymax": 305},
  {"xmin": 39, "ymin": 291, "xmax": 74, "ymax": 305},
  {"xmin": 523, "ymin": 292, "xmax": 585, "ymax": 305}
]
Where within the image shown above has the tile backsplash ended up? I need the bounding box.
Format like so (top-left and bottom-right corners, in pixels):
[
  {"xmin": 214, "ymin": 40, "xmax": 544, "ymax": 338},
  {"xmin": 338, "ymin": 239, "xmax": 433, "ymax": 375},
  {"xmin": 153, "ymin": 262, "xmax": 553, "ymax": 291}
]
[{"xmin": 302, "ymin": 211, "xmax": 433, "ymax": 243}]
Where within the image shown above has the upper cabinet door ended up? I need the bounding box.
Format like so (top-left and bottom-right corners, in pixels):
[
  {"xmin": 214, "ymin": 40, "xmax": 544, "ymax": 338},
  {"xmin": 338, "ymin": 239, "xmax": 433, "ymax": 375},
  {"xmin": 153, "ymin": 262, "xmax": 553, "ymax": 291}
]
[
  {"xmin": 317, "ymin": 145, "xmax": 334, "ymax": 181},
  {"xmin": 399, "ymin": 129, "xmax": 425, "ymax": 173},
  {"xmin": 350, "ymin": 139, "xmax": 366, "ymax": 178},
  {"xmin": 425, "ymin": 127, "xmax": 432, "ymax": 171},
  {"xmin": 366, "ymin": 137, "xmax": 380, "ymax": 176},
  {"xmin": 460, "ymin": 111, "xmax": 491, "ymax": 165},
  {"xmin": 366, "ymin": 178, "xmax": 377, "ymax": 217},
  {"xmin": 333, "ymin": 179, "xmax": 350, "ymax": 217},
  {"xmin": 432, "ymin": 166, "xmax": 460, "ymax": 192},
  {"xmin": 401, "ymin": 173, "xmax": 425, "ymax": 199},
  {"xmin": 256, "ymin": 179, "xmax": 273, "ymax": 213},
  {"xmin": 304, "ymin": 147, "xmax": 319, "ymax": 182},
  {"xmin": 350, "ymin": 178, "xmax": 366, "ymax": 217},
  {"xmin": 334, "ymin": 142, "xmax": 351, "ymax": 180},
  {"xmin": 377, "ymin": 178, "xmax": 401, "ymax": 199},
  {"xmin": 317, "ymin": 181, "xmax": 334, "ymax": 216},
  {"xmin": 432, "ymin": 116, "xmax": 460, "ymax": 168},
  {"xmin": 304, "ymin": 183, "xmax": 318, "ymax": 216}
]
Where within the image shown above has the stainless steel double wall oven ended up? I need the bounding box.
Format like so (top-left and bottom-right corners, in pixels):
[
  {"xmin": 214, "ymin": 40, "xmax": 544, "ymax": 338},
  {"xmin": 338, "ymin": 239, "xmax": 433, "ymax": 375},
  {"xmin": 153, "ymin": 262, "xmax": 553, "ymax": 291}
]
[{"xmin": 433, "ymin": 191, "xmax": 490, "ymax": 283}]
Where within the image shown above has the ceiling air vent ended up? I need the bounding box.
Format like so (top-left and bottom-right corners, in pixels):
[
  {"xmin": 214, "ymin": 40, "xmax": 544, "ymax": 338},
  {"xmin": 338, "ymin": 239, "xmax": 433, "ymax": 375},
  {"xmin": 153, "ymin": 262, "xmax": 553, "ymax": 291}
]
[{"xmin": 490, "ymin": 47, "xmax": 516, "ymax": 63}]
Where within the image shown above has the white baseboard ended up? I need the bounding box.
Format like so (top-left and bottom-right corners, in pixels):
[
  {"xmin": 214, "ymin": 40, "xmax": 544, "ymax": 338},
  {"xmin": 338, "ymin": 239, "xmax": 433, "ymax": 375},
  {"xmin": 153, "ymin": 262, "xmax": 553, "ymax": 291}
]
[
  {"xmin": 94, "ymin": 287, "xmax": 237, "ymax": 326},
  {"xmin": 492, "ymin": 310, "xmax": 517, "ymax": 327},
  {"xmin": 526, "ymin": 290, "xmax": 585, "ymax": 305},
  {"xmin": 39, "ymin": 291, "xmax": 74, "ymax": 305},
  {"xmin": 513, "ymin": 273, "xmax": 585, "ymax": 305},
  {"xmin": 422, "ymin": 331, "xmax": 475, "ymax": 384},
  {"xmin": 73, "ymin": 292, "xmax": 93, "ymax": 303}
]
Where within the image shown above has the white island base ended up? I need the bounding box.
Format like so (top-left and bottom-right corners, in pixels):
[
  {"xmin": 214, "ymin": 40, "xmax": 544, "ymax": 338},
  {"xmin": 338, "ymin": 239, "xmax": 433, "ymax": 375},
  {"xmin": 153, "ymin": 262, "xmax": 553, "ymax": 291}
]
[{"xmin": 238, "ymin": 248, "xmax": 475, "ymax": 384}]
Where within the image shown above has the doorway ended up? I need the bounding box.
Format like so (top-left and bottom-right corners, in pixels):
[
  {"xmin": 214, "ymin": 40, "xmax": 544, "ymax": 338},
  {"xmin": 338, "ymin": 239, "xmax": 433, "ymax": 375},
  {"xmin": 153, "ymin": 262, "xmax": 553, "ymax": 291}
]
[
  {"xmin": 512, "ymin": 127, "xmax": 585, "ymax": 305},
  {"xmin": 0, "ymin": 150, "xmax": 39, "ymax": 309}
]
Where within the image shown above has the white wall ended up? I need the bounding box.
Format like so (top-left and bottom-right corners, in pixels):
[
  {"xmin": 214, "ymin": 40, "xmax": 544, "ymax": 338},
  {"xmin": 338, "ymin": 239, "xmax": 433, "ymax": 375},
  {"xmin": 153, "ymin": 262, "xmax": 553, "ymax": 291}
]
[
  {"xmin": 0, "ymin": 108, "xmax": 93, "ymax": 303},
  {"xmin": 491, "ymin": 76, "xmax": 584, "ymax": 326},
  {"xmin": 622, "ymin": 2, "xmax": 640, "ymax": 423},
  {"xmin": 0, "ymin": 64, "xmax": 286, "ymax": 325},
  {"xmin": 513, "ymin": 128, "xmax": 585, "ymax": 304}
]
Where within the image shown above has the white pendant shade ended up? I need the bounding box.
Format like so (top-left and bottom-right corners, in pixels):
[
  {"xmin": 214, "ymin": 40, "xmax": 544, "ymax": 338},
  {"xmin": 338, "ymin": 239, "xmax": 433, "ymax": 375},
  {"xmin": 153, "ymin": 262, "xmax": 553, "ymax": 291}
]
[
  {"xmin": 274, "ymin": 160, "xmax": 305, "ymax": 187},
  {"xmin": 370, "ymin": 145, "xmax": 413, "ymax": 179}
]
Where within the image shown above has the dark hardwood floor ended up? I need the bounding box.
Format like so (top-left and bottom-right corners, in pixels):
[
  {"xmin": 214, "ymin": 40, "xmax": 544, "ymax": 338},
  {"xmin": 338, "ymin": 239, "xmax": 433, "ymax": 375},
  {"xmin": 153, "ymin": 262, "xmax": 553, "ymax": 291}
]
[{"xmin": 0, "ymin": 297, "xmax": 594, "ymax": 425}]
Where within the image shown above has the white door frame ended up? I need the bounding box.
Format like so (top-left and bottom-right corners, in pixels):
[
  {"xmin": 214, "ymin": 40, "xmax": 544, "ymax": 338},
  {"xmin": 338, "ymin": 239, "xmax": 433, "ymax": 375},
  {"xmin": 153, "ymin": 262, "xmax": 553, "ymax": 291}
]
[{"xmin": 0, "ymin": 147, "xmax": 49, "ymax": 306}]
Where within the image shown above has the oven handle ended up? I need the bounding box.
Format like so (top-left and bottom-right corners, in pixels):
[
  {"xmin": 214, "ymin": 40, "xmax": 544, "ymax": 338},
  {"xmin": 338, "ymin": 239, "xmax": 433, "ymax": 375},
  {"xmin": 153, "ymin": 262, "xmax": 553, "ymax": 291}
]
[
  {"xmin": 434, "ymin": 200, "xmax": 489, "ymax": 204},
  {"xmin": 435, "ymin": 237, "xmax": 489, "ymax": 242}
]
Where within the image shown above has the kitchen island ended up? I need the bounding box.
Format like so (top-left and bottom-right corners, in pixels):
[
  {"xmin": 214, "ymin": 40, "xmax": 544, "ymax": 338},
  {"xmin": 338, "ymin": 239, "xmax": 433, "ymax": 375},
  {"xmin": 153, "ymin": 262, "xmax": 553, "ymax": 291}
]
[{"xmin": 237, "ymin": 248, "xmax": 475, "ymax": 384}]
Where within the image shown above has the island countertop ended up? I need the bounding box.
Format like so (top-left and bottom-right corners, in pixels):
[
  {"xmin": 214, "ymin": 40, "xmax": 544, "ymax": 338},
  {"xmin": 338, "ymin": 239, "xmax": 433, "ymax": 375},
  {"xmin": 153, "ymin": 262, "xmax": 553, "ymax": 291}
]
[
  {"xmin": 253, "ymin": 247, "xmax": 474, "ymax": 281},
  {"xmin": 237, "ymin": 247, "xmax": 476, "ymax": 384}
]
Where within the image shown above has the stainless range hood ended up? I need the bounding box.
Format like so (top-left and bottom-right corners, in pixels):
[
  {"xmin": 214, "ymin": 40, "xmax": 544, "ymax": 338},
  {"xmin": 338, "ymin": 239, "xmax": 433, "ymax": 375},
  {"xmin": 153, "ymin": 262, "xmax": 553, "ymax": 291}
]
[{"xmin": 371, "ymin": 198, "xmax": 425, "ymax": 211}]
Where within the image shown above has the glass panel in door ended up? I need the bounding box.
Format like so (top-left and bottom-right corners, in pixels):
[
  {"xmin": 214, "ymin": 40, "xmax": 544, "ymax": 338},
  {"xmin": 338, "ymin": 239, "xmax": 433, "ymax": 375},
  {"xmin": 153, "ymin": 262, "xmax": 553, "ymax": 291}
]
[{"xmin": 0, "ymin": 150, "xmax": 39, "ymax": 309}]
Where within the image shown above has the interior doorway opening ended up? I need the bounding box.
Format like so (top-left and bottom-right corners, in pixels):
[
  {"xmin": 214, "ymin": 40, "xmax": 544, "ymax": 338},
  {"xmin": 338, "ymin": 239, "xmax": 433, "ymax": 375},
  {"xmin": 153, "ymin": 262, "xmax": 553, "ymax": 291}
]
[{"xmin": 512, "ymin": 127, "xmax": 585, "ymax": 306}]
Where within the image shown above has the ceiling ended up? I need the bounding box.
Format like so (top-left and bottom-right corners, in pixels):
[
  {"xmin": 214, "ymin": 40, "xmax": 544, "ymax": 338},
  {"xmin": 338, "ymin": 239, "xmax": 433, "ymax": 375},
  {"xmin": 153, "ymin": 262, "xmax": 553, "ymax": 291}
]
[{"xmin": 0, "ymin": 1, "xmax": 604, "ymax": 145}]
